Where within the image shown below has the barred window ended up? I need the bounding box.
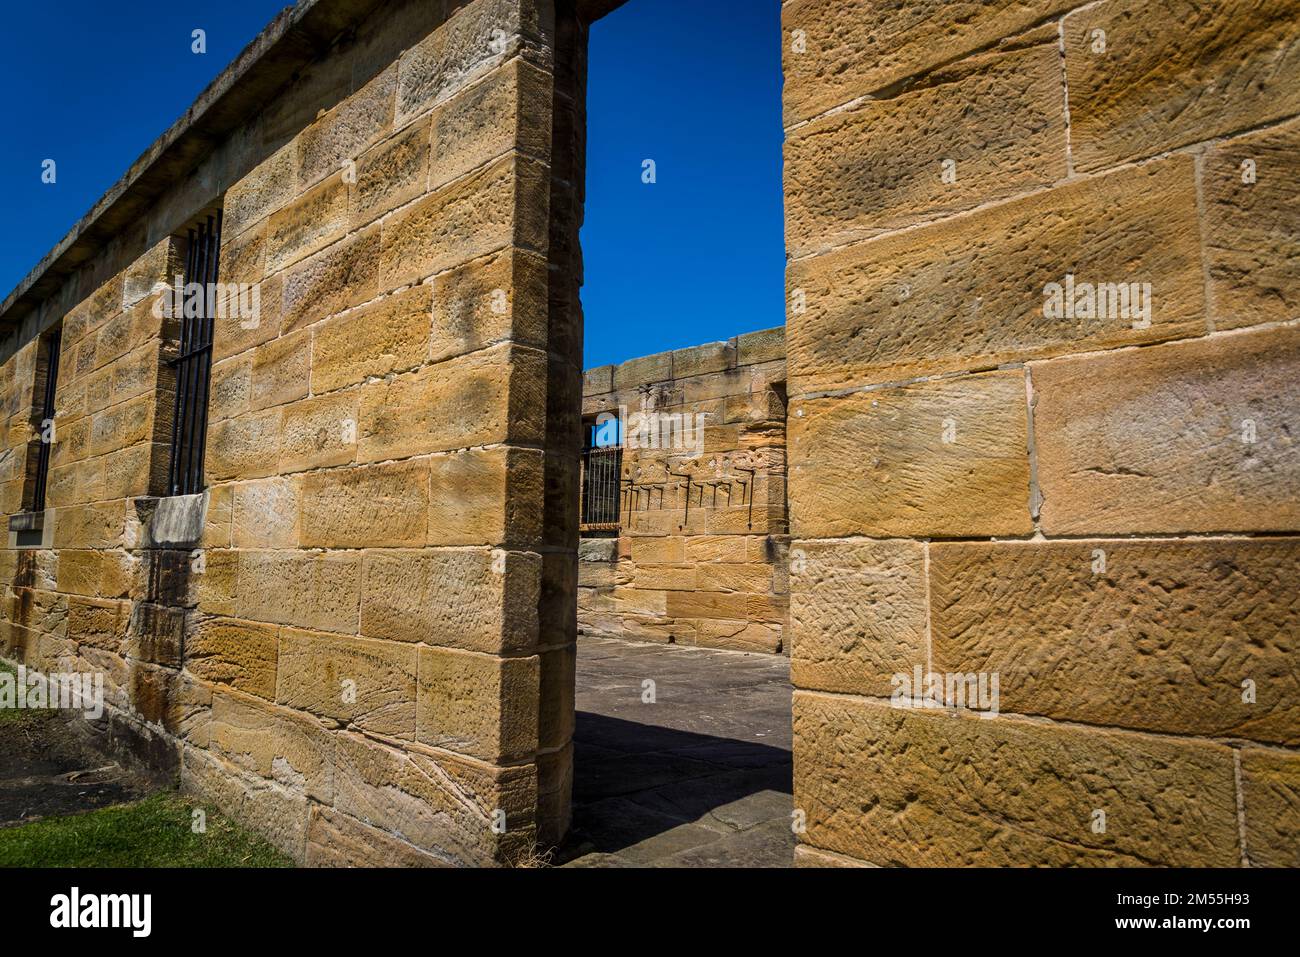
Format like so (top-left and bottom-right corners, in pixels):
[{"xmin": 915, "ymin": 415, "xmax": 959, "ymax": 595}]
[
  {"xmin": 26, "ymin": 324, "xmax": 62, "ymax": 513},
  {"xmin": 168, "ymin": 210, "xmax": 222, "ymax": 496},
  {"xmin": 580, "ymin": 414, "xmax": 623, "ymax": 532}
]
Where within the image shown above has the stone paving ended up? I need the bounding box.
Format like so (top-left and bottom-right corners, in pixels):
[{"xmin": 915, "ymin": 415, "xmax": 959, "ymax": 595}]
[{"xmin": 558, "ymin": 636, "xmax": 794, "ymax": 867}]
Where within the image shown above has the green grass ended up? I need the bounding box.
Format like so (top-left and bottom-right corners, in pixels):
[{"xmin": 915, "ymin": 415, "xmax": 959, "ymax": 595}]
[
  {"xmin": 0, "ymin": 792, "xmax": 295, "ymax": 868},
  {"xmin": 0, "ymin": 657, "xmax": 293, "ymax": 867},
  {"xmin": 0, "ymin": 657, "xmax": 51, "ymax": 727}
]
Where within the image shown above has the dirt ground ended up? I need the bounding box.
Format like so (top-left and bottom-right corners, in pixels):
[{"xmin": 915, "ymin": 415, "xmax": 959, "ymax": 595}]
[{"xmin": 0, "ymin": 709, "xmax": 149, "ymax": 829}]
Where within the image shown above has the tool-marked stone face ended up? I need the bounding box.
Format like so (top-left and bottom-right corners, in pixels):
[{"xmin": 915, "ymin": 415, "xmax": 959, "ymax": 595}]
[
  {"xmin": 1063, "ymin": 0, "xmax": 1300, "ymax": 171},
  {"xmin": 785, "ymin": 39, "xmax": 1067, "ymax": 258},
  {"xmin": 1202, "ymin": 119, "xmax": 1300, "ymax": 331},
  {"xmin": 789, "ymin": 539, "xmax": 926, "ymax": 697},
  {"xmin": 782, "ymin": 0, "xmax": 1074, "ymax": 127},
  {"xmin": 359, "ymin": 548, "xmax": 540, "ymax": 654},
  {"xmin": 789, "ymin": 370, "xmax": 1032, "ymax": 538},
  {"xmin": 1032, "ymin": 325, "xmax": 1300, "ymax": 534},
  {"xmin": 931, "ymin": 539, "xmax": 1300, "ymax": 744},
  {"xmin": 1240, "ymin": 748, "xmax": 1300, "ymax": 867},
  {"xmin": 276, "ymin": 628, "xmax": 417, "ymax": 738},
  {"xmin": 793, "ymin": 691, "xmax": 1240, "ymax": 867},
  {"xmin": 415, "ymin": 645, "xmax": 539, "ymax": 762},
  {"xmin": 787, "ymin": 157, "xmax": 1204, "ymax": 394}
]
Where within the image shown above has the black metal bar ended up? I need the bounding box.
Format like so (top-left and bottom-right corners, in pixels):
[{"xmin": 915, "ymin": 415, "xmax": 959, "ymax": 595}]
[
  {"xmin": 671, "ymin": 470, "xmax": 693, "ymax": 529},
  {"xmin": 184, "ymin": 219, "xmax": 204, "ymax": 492},
  {"xmin": 736, "ymin": 466, "xmax": 756, "ymax": 529},
  {"xmin": 182, "ymin": 218, "xmax": 209, "ymax": 493}
]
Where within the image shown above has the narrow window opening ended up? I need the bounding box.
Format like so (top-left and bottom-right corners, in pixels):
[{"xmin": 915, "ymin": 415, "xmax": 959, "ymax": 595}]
[
  {"xmin": 27, "ymin": 324, "xmax": 62, "ymax": 513},
  {"xmin": 580, "ymin": 412, "xmax": 623, "ymax": 535},
  {"xmin": 167, "ymin": 209, "xmax": 223, "ymax": 496}
]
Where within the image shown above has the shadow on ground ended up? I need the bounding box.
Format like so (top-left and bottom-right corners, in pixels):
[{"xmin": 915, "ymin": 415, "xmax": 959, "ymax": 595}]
[
  {"xmin": 0, "ymin": 710, "xmax": 147, "ymax": 828},
  {"xmin": 558, "ymin": 637, "xmax": 794, "ymax": 867}
]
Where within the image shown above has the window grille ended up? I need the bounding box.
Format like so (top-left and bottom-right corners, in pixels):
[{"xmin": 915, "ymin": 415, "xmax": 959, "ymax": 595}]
[
  {"xmin": 167, "ymin": 211, "xmax": 222, "ymax": 496},
  {"xmin": 29, "ymin": 326, "xmax": 62, "ymax": 512},
  {"xmin": 580, "ymin": 444, "xmax": 623, "ymax": 531}
]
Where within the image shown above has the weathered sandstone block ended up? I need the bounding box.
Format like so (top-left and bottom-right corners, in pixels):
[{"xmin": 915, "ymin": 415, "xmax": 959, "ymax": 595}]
[
  {"xmin": 332, "ymin": 731, "xmax": 536, "ymax": 866},
  {"xmin": 1033, "ymin": 325, "xmax": 1300, "ymax": 533},
  {"xmin": 1063, "ymin": 0, "xmax": 1300, "ymax": 171},
  {"xmin": 378, "ymin": 154, "xmax": 549, "ymax": 291},
  {"xmin": 186, "ymin": 617, "xmax": 279, "ymax": 701},
  {"xmin": 427, "ymin": 446, "xmax": 544, "ymax": 547},
  {"xmin": 235, "ymin": 549, "xmax": 361, "ymax": 634},
  {"xmin": 1202, "ymin": 120, "xmax": 1300, "ymax": 331},
  {"xmin": 931, "ymin": 539, "xmax": 1300, "ymax": 744},
  {"xmin": 310, "ymin": 285, "xmax": 431, "ymax": 395},
  {"xmin": 414, "ymin": 646, "xmax": 539, "ymax": 762},
  {"xmin": 787, "ymin": 157, "xmax": 1204, "ymax": 394},
  {"xmin": 277, "ymin": 628, "xmax": 417, "ymax": 737},
  {"xmin": 789, "ymin": 370, "xmax": 1032, "ymax": 538},
  {"xmin": 359, "ymin": 547, "xmax": 540, "ymax": 653},
  {"xmin": 782, "ymin": 0, "xmax": 1073, "ymax": 125},
  {"xmin": 789, "ymin": 539, "xmax": 926, "ymax": 696},
  {"xmin": 785, "ymin": 40, "xmax": 1066, "ymax": 257},
  {"xmin": 301, "ymin": 458, "xmax": 430, "ymax": 548},
  {"xmin": 793, "ymin": 691, "xmax": 1240, "ymax": 866},
  {"xmin": 1240, "ymin": 748, "xmax": 1300, "ymax": 867}
]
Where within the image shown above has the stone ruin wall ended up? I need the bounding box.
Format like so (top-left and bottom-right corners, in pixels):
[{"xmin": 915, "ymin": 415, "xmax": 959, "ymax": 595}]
[
  {"xmin": 783, "ymin": 0, "xmax": 1299, "ymax": 866},
  {"xmin": 578, "ymin": 328, "xmax": 789, "ymax": 654},
  {"xmin": 0, "ymin": 0, "xmax": 575, "ymax": 866},
  {"xmin": 0, "ymin": 0, "xmax": 1296, "ymax": 869}
]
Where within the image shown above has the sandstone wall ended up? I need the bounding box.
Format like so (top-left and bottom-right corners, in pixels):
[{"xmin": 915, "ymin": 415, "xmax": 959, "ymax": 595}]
[
  {"xmin": 578, "ymin": 329, "xmax": 789, "ymax": 654},
  {"xmin": 0, "ymin": 0, "xmax": 572, "ymax": 866},
  {"xmin": 783, "ymin": 0, "xmax": 1300, "ymax": 866}
]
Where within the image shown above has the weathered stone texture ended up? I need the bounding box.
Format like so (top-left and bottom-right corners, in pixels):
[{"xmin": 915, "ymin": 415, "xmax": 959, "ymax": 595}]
[
  {"xmin": 277, "ymin": 628, "xmax": 417, "ymax": 737},
  {"xmin": 794, "ymin": 691, "xmax": 1241, "ymax": 866},
  {"xmin": 415, "ymin": 646, "xmax": 539, "ymax": 762},
  {"xmin": 1032, "ymin": 326, "xmax": 1300, "ymax": 534},
  {"xmin": 1062, "ymin": 0, "xmax": 1300, "ymax": 171},
  {"xmin": 359, "ymin": 548, "xmax": 540, "ymax": 653},
  {"xmin": 1240, "ymin": 748, "xmax": 1300, "ymax": 867},
  {"xmin": 1202, "ymin": 120, "xmax": 1300, "ymax": 331},
  {"xmin": 787, "ymin": 158, "xmax": 1205, "ymax": 394},
  {"xmin": 782, "ymin": 0, "xmax": 1074, "ymax": 125},
  {"xmin": 785, "ymin": 39, "xmax": 1067, "ymax": 257},
  {"xmin": 931, "ymin": 539, "xmax": 1300, "ymax": 744},
  {"xmin": 789, "ymin": 371, "xmax": 1032, "ymax": 538},
  {"xmin": 789, "ymin": 539, "xmax": 927, "ymax": 696}
]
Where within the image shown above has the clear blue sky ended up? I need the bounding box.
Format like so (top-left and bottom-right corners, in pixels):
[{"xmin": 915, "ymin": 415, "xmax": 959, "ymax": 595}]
[
  {"xmin": 581, "ymin": 0, "xmax": 785, "ymax": 367},
  {"xmin": 0, "ymin": 0, "xmax": 785, "ymax": 369}
]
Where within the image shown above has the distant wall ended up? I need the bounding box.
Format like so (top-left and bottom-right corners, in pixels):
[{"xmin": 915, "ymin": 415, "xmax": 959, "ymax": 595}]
[{"xmin": 578, "ymin": 328, "xmax": 789, "ymax": 654}]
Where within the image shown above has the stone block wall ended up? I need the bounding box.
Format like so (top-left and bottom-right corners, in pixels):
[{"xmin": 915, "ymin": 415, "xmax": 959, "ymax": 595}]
[
  {"xmin": 783, "ymin": 0, "xmax": 1299, "ymax": 866},
  {"xmin": 578, "ymin": 329, "xmax": 789, "ymax": 653},
  {"xmin": 3, "ymin": 0, "xmax": 1296, "ymax": 871},
  {"xmin": 0, "ymin": 0, "xmax": 572, "ymax": 866}
]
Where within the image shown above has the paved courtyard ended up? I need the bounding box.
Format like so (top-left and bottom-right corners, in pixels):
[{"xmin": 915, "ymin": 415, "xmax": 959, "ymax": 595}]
[{"xmin": 558, "ymin": 636, "xmax": 794, "ymax": 867}]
